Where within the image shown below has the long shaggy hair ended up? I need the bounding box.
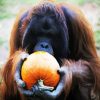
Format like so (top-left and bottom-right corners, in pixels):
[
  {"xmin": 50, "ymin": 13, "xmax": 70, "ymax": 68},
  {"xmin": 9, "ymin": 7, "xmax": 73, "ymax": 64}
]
[{"xmin": 1, "ymin": 1, "xmax": 100, "ymax": 100}]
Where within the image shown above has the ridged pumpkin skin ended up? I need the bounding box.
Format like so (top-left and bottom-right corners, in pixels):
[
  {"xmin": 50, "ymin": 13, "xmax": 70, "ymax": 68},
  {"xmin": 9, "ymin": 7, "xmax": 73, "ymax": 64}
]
[{"xmin": 21, "ymin": 51, "xmax": 60, "ymax": 89}]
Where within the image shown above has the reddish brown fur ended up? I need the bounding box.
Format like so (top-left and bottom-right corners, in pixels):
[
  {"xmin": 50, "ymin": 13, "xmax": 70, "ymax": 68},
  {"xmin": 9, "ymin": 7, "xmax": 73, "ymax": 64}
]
[{"xmin": 1, "ymin": 2, "xmax": 100, "ymax": 100}]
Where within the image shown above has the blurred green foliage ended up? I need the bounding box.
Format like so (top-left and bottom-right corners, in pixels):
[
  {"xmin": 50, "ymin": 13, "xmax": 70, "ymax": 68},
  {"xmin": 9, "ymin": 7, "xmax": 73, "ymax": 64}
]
[
  {"xmin": 0, "ymin": 0, "xmax": 39, "ymax": 19},
  {"xmin": 94, "ymin": 31, "xmax": 100, "ymax": 49},
  {"xmin": 68, "ymin": 0, "xmax": 100, "ymax": 5},
  {"xmin": 0, "ymin": 37, "xmax": 5, "ymax": 46}
]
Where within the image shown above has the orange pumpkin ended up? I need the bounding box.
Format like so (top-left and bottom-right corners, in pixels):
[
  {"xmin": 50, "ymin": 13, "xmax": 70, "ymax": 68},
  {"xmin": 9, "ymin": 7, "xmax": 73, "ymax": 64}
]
[{"xmin": 21, "ymin": 51, "xmax": 60, "ymax": 89}]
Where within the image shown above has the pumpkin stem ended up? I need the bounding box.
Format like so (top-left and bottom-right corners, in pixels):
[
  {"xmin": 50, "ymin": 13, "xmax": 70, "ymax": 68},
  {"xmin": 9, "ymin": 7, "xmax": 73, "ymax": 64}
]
[{"xmin": 38, "ymin": 79, "xmax": 54, "ymax": 91}]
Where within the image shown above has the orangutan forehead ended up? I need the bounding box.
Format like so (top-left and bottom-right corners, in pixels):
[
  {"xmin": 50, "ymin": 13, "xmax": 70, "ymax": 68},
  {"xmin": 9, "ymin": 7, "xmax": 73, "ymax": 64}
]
[
  {"xmin": 27, "ymin": 2, "xmax": 65, "ymax": 21},
  {"xmin": 19, "ymin": 2, "xmax": 67, "ymax": 35}
]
